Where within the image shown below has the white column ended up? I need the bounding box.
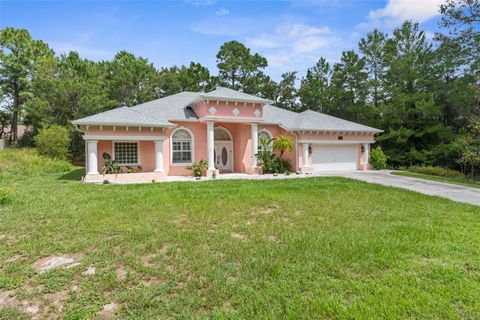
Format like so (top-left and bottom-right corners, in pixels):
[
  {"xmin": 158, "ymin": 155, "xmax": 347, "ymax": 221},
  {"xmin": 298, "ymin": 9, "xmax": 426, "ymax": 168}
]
[
  {"xmin": 207, "ymin": 122, "xmax": 215, "ymax": 170},
  {"xmin": 154, "ymin": 140, "xmax": 164, "ymax": 172},
  {"xmin": 363, "ymin": 143, "xmax": 369, "ymax": 167},
  {"xmin": 86, "ymin": 140, "xmax": 99, "ymax": 175},
  {"xmin": 302, "ymin": 143, "xmax": 309, "ymax": 167},
  {"xmin": 251, "ymin": 123, "xmax": 258, "ymax": 168}
]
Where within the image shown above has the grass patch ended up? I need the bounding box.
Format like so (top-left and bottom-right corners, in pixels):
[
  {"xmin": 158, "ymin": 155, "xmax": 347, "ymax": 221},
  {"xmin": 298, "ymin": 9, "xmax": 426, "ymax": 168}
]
[
  {"xmin": 393, "ymin": 171, "xmax": 480, "ymax": 189},
  {"xmin": 0, "ymin": 149, "xmax": 479, "ymax": 318}
]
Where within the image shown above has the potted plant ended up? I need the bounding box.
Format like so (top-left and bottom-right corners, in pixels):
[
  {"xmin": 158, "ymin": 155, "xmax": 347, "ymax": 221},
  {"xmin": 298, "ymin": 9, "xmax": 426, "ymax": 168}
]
[{"xmin": 187, "ymin": 159, "xmax": 208, "ymax": 180}]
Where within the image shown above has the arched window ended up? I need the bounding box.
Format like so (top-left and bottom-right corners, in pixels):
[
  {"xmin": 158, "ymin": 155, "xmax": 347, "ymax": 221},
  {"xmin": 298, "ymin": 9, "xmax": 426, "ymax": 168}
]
[
  {"xmin": 172, "ymin": 128, "xmax": 193, "ymax": 164},
  {"xmin": 214, "ymin": 128, "xmax": 231, "ymax": 141},
  {"xmin": 258, "ymin": 130, "xmax": 273, "ymax": 152},
  {"xmin": 258, "ymin": 130, "xmax": 272, "ymax": 142}
]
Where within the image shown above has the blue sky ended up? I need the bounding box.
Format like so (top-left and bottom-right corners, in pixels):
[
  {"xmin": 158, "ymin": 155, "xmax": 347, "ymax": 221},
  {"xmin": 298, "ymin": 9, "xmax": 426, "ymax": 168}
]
[{"xmin": 0, "ymin": 0, "xmax": 444, "ymax": 80}]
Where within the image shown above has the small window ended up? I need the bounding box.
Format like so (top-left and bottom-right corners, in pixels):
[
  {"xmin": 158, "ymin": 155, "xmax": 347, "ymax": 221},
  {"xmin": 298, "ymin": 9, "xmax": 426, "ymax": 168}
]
[
  {"xmin": 258, "ymin": 130, "xmax": 273, "ymax": 152},
  {"xmin": 114, "ymin": 142, "xmax": 139, "ymax": 165},
  {"xmin": 172, "ymin": 129, "xmax": 193, "ymax": 164}
]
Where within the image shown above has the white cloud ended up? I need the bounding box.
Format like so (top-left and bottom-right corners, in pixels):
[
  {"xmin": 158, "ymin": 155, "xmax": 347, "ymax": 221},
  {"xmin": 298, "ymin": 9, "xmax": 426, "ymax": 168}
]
[
  {"xmin": 360, "ymin": 0, "xmax": 445, "ymax": 28},
  {"xmin": 216, "ymin": 8, "xmax": 229, "ymax": 16},
  {"xmin": 191, "ymin": 17, "xmax": 349, "ymax": 80},
  {"xmin": 245, "ymin": 23, "xmax": 340, "ymax": 70}
]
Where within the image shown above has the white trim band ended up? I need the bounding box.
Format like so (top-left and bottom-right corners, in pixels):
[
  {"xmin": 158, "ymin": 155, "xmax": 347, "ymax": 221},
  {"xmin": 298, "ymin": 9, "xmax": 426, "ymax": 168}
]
[{"xmin": 84, "ymin": 135, "xmax": 166, "ymax": 141}]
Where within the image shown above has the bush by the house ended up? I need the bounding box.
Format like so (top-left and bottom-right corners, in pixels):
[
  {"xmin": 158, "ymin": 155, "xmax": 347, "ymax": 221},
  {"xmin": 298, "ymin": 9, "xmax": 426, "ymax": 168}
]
[
  {"xmin": 370, "ymin": 146, "xmax": 388, "ymax": 169},
  {"xmin": 408, "ymin": 166, "xmax": 465, "ymax": 178},
  {"xmin": 256, "ymin": 136, "xmax": 292, "ymax": 174},
  {"xmin": 34, "ymin": 125, "xmax": 71, "ymax": 160}
]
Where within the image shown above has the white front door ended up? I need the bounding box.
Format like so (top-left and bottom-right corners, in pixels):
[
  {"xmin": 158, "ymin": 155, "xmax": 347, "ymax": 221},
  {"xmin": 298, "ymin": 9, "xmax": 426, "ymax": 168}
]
[
  {"xmin": 214, "ymin": 142, "xmax": 233, "ymax": 172},
  {"xmin": 311, "ymin": 144, "xmax": 358, "ymax": 171}
]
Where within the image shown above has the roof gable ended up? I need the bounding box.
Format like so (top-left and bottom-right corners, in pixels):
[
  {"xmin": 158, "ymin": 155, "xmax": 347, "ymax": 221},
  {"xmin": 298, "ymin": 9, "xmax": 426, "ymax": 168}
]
[{"xmin": 72, "ymin": 88, "xmax": 382, "ymax": 133}]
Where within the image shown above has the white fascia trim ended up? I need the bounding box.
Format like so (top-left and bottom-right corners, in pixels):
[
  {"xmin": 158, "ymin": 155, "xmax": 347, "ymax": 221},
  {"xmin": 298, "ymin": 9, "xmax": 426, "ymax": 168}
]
[
  {"xmin": 200, "ymin": 117, "xmax": 264, "ymax": 123},
  {"xmin": 298, "ymin": 140, "xmax": 375, "ymax": 144},
  {"xmin": 83, "ymin": 135, "xmax": 166, "ymax": 141},
  {"xmin": 72, "ymin": 121, "xmax": 176, "ymax": 128},
  {"xmin": 199, "ymin": 94, "xmax": 272, "ymax": 105},
  {"xmin": 291, "ymin": 128, "xmax": 382, "ymax": 133}
]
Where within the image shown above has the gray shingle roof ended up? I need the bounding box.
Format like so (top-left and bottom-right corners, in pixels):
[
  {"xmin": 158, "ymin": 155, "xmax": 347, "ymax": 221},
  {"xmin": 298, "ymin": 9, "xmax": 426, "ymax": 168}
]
[
  {"xmin": 72, "ymin": 106, "xmax": 174, "ymax": 127},
  {"xmin": 201, "ymin": 87, "xmax": 273, "ymax": 104},
  {"xmin": 72, "ymin": 88, "xmax": 381, "ymax": 133}
]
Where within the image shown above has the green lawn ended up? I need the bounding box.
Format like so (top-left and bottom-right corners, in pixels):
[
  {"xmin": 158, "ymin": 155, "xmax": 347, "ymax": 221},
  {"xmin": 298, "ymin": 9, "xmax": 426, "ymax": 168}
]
[
  {"xmin": 1, "ymin": 150, "xmax": 480, "ymax": 319},
  {"xmin": 392, "ymin": 171, "xmax": 480, "ymax": 189}
]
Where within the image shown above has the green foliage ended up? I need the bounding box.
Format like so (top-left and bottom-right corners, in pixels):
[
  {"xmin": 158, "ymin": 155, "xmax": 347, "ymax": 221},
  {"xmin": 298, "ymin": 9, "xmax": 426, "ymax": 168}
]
[
  {"xmin": 0, "ymin": 148, "xmax": 73, "ymax": 175},
  {"xmin": 0, "ymin": 27, "xmax": 54, "ymax": 142},
  {"xmin": 101, "ymin": 153, "xmax": 120, "ymax": 175},
  {"xmin": 408, "ymin": 166, "xmax": 465, "ymax": 178},
  {"xmin": 299, "ymin": 58, "xmax": 331, "ymax": 112},
  {"xmin": 187, "ymin": 159, "xmax": 208, "ymax": 177},
  {"xmin": 370, "ymin": 146, "xmax": 388, "ymax": 169},
  {"xmin": 34, "ymin": 125, "xmax": 71, "ymax": 160},
  {"xmin": 272, "ymin": 135, "xmax": 294, "ymax": 157},
  {"xmin": 216, "ymin": 40, "xmax": 268, "ymax": 93},
  {"xmin": 256, "ymin": 137, "xmax": 292, "ymax": 174},
  {"xmin": 0, "ymin": 189, "xmax": 10, "ymax": 205}
]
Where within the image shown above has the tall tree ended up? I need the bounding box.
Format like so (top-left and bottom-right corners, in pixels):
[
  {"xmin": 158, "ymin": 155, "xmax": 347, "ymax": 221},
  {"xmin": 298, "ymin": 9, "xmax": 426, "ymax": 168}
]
[
  {"xmin": 379, "ymin": 21, "xmax": 444, "ymax": 166},
  {"xmin": 26, "ymin": 51, "xmax": 113, "ymax": 127},
  {"xmin": 328, "ymin": 50, "xmax": 368, "ymax": 122},
  {"xmin": 103, "ymin": 51, "xmax": 159, "ymax": 107},
  {"xmin": 275, "ymin": 72, "xmax": 299, "ymax": 111},
  {"xmin": 359, "ymin": 29, "xmax": 388, "ymax": 110},
  {"xmin": 216, "ymin": 41, "xmax": 268, "ymax": 94},
  {"xmin": 0, "ymin": 27, "xmax": 54, "ymax": 142},
  {"xmin": 440, "ymin": 0, "xmax": 480, "ymax": 72},
  {"xmin": 298, "ymin": 58, "xmax": 331, "ymax": 112}
]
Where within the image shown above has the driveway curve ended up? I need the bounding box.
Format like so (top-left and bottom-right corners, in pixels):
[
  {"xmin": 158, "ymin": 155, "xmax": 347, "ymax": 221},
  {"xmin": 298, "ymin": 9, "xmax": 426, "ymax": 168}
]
[{"xmin": 320, "ymin": 170, "xmax": 480, "ymax": 206}]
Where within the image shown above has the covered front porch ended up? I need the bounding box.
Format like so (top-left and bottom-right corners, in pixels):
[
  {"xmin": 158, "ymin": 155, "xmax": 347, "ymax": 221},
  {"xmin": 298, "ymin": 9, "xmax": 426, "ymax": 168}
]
[{"xmin": 80, "ymin": 120, "xmax": 278, "ymax": 183}]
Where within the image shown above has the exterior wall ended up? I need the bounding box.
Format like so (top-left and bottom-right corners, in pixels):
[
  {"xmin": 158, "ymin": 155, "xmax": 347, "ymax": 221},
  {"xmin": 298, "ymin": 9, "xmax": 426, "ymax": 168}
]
[
  {"xmin": 193, "ymin": 100, "xmax": 264, "ymax": 120},
  {"xmin": 84, "ymin": 124, "xmax": 376, "ymax": 177},
  {"xmin": 164, "ymin": 121, "xmax": 208, "ymax": 176},
  {"xmin": 258, "ymin": 124, "xmax": 297, "ymax": 172},
  {"xmin": 297, "ymin": 132, "xmax": 375, "ymax": 171},
  {"xmin": 95, "ymin": 140, "xmax": 156, "ymax": 172}
]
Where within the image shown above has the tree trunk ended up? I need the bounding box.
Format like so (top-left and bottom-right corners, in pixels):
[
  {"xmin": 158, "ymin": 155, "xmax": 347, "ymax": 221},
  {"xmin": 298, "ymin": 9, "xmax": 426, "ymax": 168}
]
[{"xmin": 11, "ymin": 81, "xmax": 19, "ymax": 142}]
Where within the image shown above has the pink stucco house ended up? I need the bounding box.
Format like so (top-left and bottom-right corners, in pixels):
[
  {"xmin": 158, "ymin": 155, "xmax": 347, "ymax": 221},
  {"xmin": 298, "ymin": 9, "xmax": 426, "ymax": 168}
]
[{"xmin": 72, "ymin": 87, "xmax": 381, "ymax": 183}]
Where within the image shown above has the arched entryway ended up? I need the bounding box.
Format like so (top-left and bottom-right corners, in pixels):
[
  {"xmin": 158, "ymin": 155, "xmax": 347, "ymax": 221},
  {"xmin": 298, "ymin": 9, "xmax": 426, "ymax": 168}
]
[{"xmin": 214, "ymin": 127, "xmax": 233, "ymax": 172}]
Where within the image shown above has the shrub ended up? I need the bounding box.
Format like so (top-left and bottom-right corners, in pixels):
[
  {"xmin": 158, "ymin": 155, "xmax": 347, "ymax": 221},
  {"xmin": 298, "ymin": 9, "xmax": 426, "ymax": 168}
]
[
  {"xmin": 272, "ymin": 135, "xmax": 294, "ymax": 157},
  {"xmin": 370, "ymin": 146, "xmax": 388, "ymax": 169},
  {"xmin": 0, "ymin": 148, "xmax": 73, "ymax": 175},
  {"xmin": 34, "ymin": 125, "xmax": 71, "ymax": 160},
  {"xmin": 187, "ymin": 159, "xmax": 208, "ymax": 177},
  {"xmin": 409, "ymin": 166, "xmax": 464, "ymax": 178}
]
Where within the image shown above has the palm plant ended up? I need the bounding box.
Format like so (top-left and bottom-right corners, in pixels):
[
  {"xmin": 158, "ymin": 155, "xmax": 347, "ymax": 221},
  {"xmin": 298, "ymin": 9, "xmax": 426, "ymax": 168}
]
[{"xmin": 272, "ymin": 135, "xmax": 294, "ymax": 158}]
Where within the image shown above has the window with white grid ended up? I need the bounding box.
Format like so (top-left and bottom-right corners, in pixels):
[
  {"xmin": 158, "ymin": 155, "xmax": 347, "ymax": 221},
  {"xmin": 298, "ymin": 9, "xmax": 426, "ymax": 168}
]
[
  {"xmin": 172, "ymin": 129, "xmax": 192, "ymax": 164},
  {"xmin": 114, "ymin": 142, "xmax": 139, "ymax": 165}
]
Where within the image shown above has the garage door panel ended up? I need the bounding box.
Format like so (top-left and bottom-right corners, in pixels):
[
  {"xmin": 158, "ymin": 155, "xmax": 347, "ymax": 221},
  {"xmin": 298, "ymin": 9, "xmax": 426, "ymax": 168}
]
[{"xmin": 311, "ymin": 144, "xmax": 357, "ymax": 171}]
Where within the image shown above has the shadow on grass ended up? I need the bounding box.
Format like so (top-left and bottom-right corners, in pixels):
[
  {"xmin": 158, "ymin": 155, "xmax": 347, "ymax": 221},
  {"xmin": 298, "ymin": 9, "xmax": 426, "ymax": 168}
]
[{"xmin": 58, "ymin": 168, "xmax": 85, "ymax": 181}]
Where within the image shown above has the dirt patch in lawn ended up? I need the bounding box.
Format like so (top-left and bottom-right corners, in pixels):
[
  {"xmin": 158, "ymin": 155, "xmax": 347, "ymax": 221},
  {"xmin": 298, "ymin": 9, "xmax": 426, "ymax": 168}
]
[
  {"xmin": 250, "ymin": 205, "xmax": 279, "ymax": 215},
  {"xmin": 33, "ymin": 255, "xmax": 81, "ymax": 273},
  {"xmin": 98, "ymin": 302, "xmax": 119, "ymax": 319},
  {"xmin": 231, "ymin": 232, "xmax": 247, "ymax": 240}
]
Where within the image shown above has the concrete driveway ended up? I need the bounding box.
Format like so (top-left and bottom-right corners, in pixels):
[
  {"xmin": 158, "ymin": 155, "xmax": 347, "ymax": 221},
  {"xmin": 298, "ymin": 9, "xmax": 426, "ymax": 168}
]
[{"xmin": 318, "ymin": 170, "xmax": 480, "ymax": 206}]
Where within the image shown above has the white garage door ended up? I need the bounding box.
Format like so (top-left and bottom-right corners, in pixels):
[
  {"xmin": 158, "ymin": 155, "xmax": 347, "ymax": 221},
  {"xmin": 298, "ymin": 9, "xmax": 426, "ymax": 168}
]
[{"xmin": 311, "ymin": 144, "xmax": 358, "ymax": 171}]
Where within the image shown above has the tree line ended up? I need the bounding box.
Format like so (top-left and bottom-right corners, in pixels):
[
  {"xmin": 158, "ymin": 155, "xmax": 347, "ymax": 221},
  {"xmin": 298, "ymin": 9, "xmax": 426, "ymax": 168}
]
[{"xmin": 0, "ymin": 0, "xmax": 479, "ymax": 171}]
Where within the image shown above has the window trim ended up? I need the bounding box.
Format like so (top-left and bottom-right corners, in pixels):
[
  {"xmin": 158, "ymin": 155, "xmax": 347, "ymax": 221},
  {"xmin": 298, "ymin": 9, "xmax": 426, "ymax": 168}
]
[
  {"xmin": 170, "ymin": 127, "xmax": 195, "ymax": 166},
  {"xmin": 258, "ymin": 129, "xmax": 273, "ymax": 141},
  {"xmin": 112, "ymin": 141, "xmax": 141, "ymax": 166}
]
